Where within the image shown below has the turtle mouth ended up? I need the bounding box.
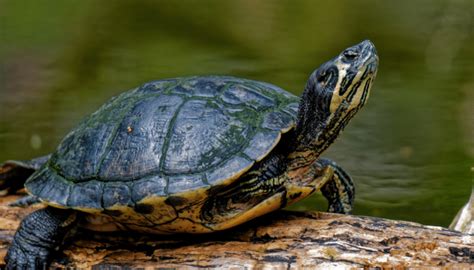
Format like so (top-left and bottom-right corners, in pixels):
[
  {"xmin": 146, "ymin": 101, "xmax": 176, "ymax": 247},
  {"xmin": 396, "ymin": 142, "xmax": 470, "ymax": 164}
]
[
  {"xmin": 353, "ymin": 40, "xmax": 379, "ymax": 74},
  {"xmin": 367, "ymin": 58, "xmax": 379, "ymax": 74}
]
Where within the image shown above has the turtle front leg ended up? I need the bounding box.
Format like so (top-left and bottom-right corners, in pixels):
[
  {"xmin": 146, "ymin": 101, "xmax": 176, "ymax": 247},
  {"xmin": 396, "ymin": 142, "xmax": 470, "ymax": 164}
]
[
  {"xmin": 317, "ymin": 158, "xmax": 355, "ymax": 214},
  {"xmin": 0, "ymin": 155, "xmax": 50, "ymax": 195},
  {"xmin": 285, "ymin": 158, "xmax": 355, "ymax": 214},
  {"xmin": 5, "ymin": 207, "xmax": 77, "ymax": 269}
]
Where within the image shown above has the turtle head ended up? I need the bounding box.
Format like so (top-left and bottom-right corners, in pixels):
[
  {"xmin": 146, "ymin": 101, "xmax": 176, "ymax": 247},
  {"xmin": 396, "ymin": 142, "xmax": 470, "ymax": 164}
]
[
  {"xmin": 292, "ymin": 40, "xmax": 378, "ymax": 162},
  {"xmin": 320, "ymin": 40, "xmax": 378, "ymax": 114}
]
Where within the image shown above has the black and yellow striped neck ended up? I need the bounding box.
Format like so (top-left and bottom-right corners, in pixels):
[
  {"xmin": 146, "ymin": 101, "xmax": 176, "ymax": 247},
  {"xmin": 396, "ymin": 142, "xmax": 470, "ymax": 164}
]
[{"xmin": 287, "ymin": 40, "xmax": 378, "ymax": 169}]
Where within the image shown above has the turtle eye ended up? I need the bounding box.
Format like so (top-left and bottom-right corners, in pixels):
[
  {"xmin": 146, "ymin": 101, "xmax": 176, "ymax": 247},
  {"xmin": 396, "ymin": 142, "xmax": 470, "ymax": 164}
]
[
  {"xmin": 317, "ymin": 71, "xmax": 327, "ymax": 83},
  {"xmin": 342, "ymin": 49, "xmax": 359, "ymax": 61}
]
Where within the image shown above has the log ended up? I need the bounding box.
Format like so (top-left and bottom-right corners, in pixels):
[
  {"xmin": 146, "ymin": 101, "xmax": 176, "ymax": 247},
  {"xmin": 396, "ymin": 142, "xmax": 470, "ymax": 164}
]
[{"xmin": 0, "ymin": 194, "xmax": 472, "ymax": 269}]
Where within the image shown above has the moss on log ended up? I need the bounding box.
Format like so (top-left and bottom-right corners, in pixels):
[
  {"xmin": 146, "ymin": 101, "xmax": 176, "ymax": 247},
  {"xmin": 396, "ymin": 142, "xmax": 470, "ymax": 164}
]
[{"xmin": 0, "ymin": 195, "xmax": 472, "ymax": 269}]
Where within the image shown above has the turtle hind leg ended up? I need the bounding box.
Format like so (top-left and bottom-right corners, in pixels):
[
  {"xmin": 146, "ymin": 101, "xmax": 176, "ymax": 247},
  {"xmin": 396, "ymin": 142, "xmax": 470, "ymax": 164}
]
[
  {"xmin": 5, "ymin": 207, "xmax": 77, "ymax": 269},
  {"xmin": 0, "ymin": 155, "xmax": 50, "ymax": 195},
  {"xmin": 318, "ymin": 158, "xmax": 355, "ymax": 214}
]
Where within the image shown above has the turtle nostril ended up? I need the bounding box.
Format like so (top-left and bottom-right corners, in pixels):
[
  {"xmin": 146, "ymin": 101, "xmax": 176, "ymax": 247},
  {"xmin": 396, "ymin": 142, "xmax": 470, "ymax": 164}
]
[{"xmin": 343, "ymin": 49, "xmax": 359, "ymax": 61}]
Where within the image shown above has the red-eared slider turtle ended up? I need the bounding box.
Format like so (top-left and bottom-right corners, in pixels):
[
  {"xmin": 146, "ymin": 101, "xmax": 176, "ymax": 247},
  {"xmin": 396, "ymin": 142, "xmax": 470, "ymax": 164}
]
[{"xmin": 1, "ymin": 40, "xmax": 378, "ymax": 269}]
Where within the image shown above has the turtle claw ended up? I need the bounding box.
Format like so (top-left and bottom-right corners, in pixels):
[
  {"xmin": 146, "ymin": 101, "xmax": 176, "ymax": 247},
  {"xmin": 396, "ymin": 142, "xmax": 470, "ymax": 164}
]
[{"xmin": 5, "ymin": 240, "xmax": 50, "ymax": 270}]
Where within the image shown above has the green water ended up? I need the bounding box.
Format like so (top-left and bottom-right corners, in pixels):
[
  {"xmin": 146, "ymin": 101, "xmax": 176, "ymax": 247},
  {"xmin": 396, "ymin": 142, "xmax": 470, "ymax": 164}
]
[{"xmin": 0, "ymin": 0, "xmax": 472, "ymax": 227}]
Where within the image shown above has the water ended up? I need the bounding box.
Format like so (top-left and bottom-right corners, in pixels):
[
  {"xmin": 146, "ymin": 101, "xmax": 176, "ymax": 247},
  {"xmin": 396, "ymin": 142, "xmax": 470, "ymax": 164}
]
[{"xmin": 1, "ymin": 0, "xmax": 473, "ymax": 227}]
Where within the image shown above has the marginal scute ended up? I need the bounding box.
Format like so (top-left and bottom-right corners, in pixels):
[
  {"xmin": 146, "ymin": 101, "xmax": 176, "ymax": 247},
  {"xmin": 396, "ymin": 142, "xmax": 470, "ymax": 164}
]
[
  {"xmin": 37, "ymin": 178, "xmax": 71, "ymax": 207},
  {"xmin": 26, "ymin": 167, "xmax": 71, "ymax": 206},
  {"xmin": 24, "ymin": 167, "xmax": 51, "ymax": 196},
  {"xmin": 131, "ymin": 175, "xmax": 167, "ymax": 203},
  {"xmin": 206, "ymin": 156, "xmax": 254, "ymax": 185},
  {"xmin": 102, "ymin": 183, "xmax": 132, "ymax": 208},
  {"xmin": 167, "ymin": 174, "xmax": 205, "ymax": 195},
  {"xmin": 67, "ymin": 181, "xmax": 104, "ymax": 210},
  {"xmin": 243, "ymin": 131, "xmax": 281, "ymax": 161},
  {"xmin": 262, "ymin": 111, "xmax": 295, "ymax": 131}
]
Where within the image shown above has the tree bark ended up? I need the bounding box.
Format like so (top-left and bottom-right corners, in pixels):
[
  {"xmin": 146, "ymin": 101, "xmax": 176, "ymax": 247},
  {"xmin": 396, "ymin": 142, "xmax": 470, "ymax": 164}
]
[{"xmin": 0, "ymin": 195, "xmax": 472, "ymax": 269}]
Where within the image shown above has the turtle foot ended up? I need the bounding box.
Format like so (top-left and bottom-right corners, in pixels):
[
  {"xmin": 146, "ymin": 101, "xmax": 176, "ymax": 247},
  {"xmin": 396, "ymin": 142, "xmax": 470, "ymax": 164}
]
[
  {"xmin": 5, "ymin": 207, "xmax": 77, "ymax": 269},
  {"xmin": 5, "ymin": 240, "xmax": 50, "ymax": 270},
  {"xmin": 318, "ymin": 158, "xmax": 355, "ymax": 214}
]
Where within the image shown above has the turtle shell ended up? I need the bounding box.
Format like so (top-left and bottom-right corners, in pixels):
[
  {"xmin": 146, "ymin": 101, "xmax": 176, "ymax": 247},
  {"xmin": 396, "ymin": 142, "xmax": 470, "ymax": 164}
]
[{"xmin": 25, "ymin": 76, "xmax": 300, "ymax": 211}]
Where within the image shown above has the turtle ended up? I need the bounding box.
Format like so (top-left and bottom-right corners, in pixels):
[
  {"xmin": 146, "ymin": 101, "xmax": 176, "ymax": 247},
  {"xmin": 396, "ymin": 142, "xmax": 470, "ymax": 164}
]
[{"xmin": 0, "ymin": 40, "xmax": 378, "ymax": 269}]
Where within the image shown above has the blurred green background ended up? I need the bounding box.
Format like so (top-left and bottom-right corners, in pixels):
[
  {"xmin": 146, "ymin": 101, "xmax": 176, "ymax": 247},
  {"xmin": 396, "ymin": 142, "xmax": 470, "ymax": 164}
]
[{"xmin": 0, "ymin": 0, "xmax": 473, "ymax": 227}]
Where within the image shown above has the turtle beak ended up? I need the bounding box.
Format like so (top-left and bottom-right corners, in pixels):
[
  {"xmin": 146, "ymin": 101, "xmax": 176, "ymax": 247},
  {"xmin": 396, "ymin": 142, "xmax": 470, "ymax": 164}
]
[
  {"xmin": 360, "ymin": 40, "xmax": 376, "ymax": 52},
  {"xmin": 360, "ymin": 40, "xmax": 379, "ymax": 66}
]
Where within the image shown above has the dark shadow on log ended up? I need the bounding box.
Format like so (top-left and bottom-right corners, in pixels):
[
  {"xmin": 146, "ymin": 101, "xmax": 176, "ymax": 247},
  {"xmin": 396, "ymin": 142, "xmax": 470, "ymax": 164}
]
[{"xmin": 0, "ymin": 195, "xmax": 472, "ymax": 269}]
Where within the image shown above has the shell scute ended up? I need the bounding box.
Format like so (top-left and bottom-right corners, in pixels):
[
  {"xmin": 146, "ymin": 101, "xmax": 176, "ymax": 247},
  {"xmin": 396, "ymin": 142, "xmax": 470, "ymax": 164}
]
[
  {"xmin": 262, "ymin": 111, "xmax": 295, "ymax": 131},
  {"xmin": 163, "ymin": 99, "xmax": 247, "ymax": 175},
  {"xmin": 221, "ymin": 84, "xmax": 275, "ymax": 110},
  {"xmin": 28, "ymin": 167, "xmax": 72, "ymax": 207},
  {"xmin": 102, "ymin": 183, "xmax": 132, "ymax": 208},
  {"xmin": 136, "ymin": 78, "xmax": 177, "ymax": 94},
  {"xmin": 167, "ymin": 174, "xmax": 205, "ymax": 194},
  {"xmin": 67, "ymin": 181, "xmax": 104, "ymax": 211},
  {"xmin": 206, "ymin": 155, "xmax": 254, "ymax": 185},
  {"xmin": 131, "ymin": 175, "xmax": 167, "ymax": 203},
  {"xmin": 98, "ymin": 95, "xmax": 184, "ymax": 180},
  {"xmin": 243, "ymin": 131, "xmax": 281, "ymax": 161}
]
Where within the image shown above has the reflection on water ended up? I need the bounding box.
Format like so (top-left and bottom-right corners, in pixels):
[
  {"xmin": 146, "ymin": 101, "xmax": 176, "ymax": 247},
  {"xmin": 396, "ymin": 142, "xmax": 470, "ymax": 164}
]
[{"xmin": 1, "ymin": 0, "xmax": 473, "ymax": 226}]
